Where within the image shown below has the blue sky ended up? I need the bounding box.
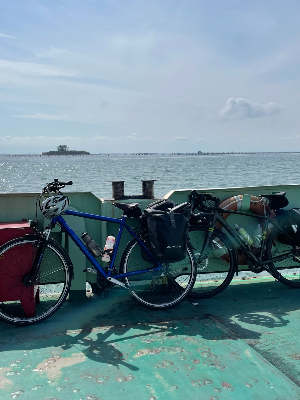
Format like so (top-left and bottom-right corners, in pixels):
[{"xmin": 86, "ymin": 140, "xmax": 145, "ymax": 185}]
[{"xmin": 1, "ymin": 0, "xmax": 300, "ymax": 153}]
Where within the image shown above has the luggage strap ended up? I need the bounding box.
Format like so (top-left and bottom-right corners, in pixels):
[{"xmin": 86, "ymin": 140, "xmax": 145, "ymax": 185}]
[
  {"xmin": 168, "ymin": 210, "xmax": 176, "ymax": 229},
  {"xmin": 241, "ymin": 194, "xmax": 251, "ymax": 211}
]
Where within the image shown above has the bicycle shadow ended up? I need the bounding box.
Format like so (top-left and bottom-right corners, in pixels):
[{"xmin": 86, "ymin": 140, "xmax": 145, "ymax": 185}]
[
  {"xmin": 58, "ymin": 321, "xmax": 170, "ymax": 371},
  {"xmin": 0, "ymin": 279, "xmax": 299, "ymax": 360},
  {"xmin": 198, "ymin": 278, "xmax": 297, "ymax": 340},
  {"xmin": 233, "ymin": 312, "xmax": 287, "ymax": 328}
]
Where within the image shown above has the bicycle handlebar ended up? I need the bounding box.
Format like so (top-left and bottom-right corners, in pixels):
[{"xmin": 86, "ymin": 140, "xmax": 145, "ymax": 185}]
[
  {"xmin": 189, "ymin": 190, "xmax": 220, "ymax": 212},
  {"xmin": 42, "ymin": 179, "xmax": 73, "ymax": 194}
]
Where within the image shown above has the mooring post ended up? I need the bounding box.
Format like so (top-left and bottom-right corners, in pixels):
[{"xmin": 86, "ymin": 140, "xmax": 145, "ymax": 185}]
[
  {"xmin": 110, "ymin": 181, "xmax": 125, "ymax": 199},
  {"xmin": 141, "ymin": 179, "xmax": 156, "ymax": 198}
]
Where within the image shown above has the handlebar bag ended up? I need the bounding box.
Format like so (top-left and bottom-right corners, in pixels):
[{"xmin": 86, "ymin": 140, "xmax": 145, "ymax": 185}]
[{"xmin": 142, "ymin": 203, "xmax": 191, "ymax": 263}]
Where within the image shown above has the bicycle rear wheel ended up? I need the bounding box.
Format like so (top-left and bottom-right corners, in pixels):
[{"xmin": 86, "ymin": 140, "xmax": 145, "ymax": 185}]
[
  {"xmin": 120, "ymin": 238, "xmax": 196, "ymax": 309},
  {"xmin": 0, "ymin": 235, "xmax": 73, "ymax": 326},
  {"xmin": 267, "ymin": 226, "xmax": 300, "ymax": 287},
  {"xmin": 187, "ymin": 226, "xmax": 236, "ymax": 298}
]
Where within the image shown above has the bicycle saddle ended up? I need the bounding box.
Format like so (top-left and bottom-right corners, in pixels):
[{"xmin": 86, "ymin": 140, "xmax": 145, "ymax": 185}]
[
  {"xmin": 259, "ymin": 192, "xmax": 289, "ymax": 210},
  {"xmin": 259, "ymin": 191, "xmax": 286, "ymax": 200},
  {"xmin": 113, "ymin": 203, "xmax": 142, "ymax": 218}
]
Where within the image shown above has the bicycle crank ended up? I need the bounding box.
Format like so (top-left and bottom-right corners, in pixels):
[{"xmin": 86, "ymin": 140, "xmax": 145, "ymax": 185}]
[{"xmin": 246, "ymin": 260, "xmax": 264, "ymax": 274}]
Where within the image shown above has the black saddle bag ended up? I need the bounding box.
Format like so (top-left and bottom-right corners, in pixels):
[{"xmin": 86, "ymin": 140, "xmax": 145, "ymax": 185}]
[
  {"xmin": 276, "ymin": 208, "xmax": 300, "ymax": 246},
  {"xmin": 141, "ymin": 200, "xmax": 191, "ymax": 263}
]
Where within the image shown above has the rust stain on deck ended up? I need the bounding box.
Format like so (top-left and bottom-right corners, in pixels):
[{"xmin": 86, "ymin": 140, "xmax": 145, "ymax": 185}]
[
  {"xmin": 133, "ymin": 346, "xmax": 184, "ymax": 358},
  {"xmin": 35, "ymin": 352, "xmax": 86, "ymax": 379},
  {"xmin": 0, "ymin": 368, "xmax": 13, "ymax": 389},
  {"xmin": 288, "ymin": 354, "xmax": 300, "ymax": 360}
]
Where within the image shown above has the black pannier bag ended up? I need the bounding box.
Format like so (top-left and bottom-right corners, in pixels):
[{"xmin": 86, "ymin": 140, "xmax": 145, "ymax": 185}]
[
  {"xmin": 276, "ymin": 208, "xmax": 300, "ymax": 246},
  {"xmin": 140, "ymin": 199, "xmax": 178, "ymax": 234},
  {"xmin": 140, "ymin": 200, "xmax": 191, "ymax": 263}
]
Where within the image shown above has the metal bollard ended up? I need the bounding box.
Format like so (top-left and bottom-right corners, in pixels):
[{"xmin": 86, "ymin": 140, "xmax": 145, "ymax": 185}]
[
  {"xmin": 111, "ymin": 181, "xmax": 125, "ymax": 199},
  {"xmin": 142, "ymin": 180, "xmax": 156, "ymax": 198}
]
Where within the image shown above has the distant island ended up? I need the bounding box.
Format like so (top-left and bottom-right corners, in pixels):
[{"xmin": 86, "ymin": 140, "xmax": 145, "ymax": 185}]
[
  {"xmin": 2, "ymin": 150, "xmax": 300, "ymax": 157},
  {"xmin": 42, "ymin": 145, "xmax": 90, "ymax": 156}
]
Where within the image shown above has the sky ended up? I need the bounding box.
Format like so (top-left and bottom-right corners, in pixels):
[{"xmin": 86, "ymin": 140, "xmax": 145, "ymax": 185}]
[{"xmin": 1, "ymin": 0, "xmax": 300, "ymax": 154}]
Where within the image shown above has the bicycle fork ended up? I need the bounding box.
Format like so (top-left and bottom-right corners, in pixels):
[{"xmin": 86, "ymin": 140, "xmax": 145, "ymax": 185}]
[{"xmin": 22, "ymin": 228, "xmax": 52, "ymax": 287}]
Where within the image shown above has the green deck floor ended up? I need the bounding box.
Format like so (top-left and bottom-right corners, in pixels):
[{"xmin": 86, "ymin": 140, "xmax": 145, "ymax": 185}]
[{"xmin": 1, "ymin": 277, "xmax": 300, "ymax": 400}]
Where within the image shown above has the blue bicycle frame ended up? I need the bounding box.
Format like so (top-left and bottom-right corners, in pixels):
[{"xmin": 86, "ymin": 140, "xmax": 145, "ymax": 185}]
[{"xmin": 51, "ymin": 209, "xmax": 162, "ymax": 284}]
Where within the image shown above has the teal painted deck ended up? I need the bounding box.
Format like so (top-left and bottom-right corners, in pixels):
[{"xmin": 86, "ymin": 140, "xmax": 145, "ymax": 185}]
[
  {"xmin": 1, "ymin": 278, "xmax": 300, "ymax": 399},
  {"xmin": 1, "ymin": 184, "xmax": 300, "ymax": 399}
]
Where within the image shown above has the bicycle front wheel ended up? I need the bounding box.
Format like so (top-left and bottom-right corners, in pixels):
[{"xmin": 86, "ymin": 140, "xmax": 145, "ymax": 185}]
[
  {"xmin": 120, "ymin": 238, "xmax": 196, "ymax": 309},
  {"xmin": 267, "ymin": 226, "xmax": 300, "ymax": 287},
  {"xmin": 187, "ymin": 226, "xmax": 236, "ymax": 298},
  {"xmin": 0, "ymin": 235, "xmax": 73, "ymax": 326}
]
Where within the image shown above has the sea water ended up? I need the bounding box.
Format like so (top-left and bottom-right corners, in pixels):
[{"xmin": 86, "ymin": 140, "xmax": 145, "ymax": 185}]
[{"xmin": 0, "ymin": 153, "xmax": 299, "ymax": 197}]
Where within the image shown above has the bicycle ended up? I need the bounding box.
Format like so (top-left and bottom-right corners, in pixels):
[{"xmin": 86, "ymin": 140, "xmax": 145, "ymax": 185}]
[
  {"xmin": 0, "ymin": 180, "xmax": 196, "ymax": 326},
  {"xmin": 186, "ymin": 190, "xmax": 300, "ymax": 299}
]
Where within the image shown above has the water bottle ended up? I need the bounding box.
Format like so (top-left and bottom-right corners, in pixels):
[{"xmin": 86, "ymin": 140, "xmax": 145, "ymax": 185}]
[
  {"xmin": 81, "ymin": 232, "xmax": 102, "ymax": 257},
  {"xmin": 102, "ymin": 252, "xmax": 111, "ymax": 262},
  {"xmin": 212, "ymin": 237, "xmax": 227, "ymax": 257},
  {"xmin": 235, "ymin": 224, "xmax": 253, "ymax": 246},
  {"xmin": 102, "ymin": 235, "xmax": 116, "ymax": 262},
  {"xmin": 105, "ymin": 235, "xmax": 116, "ymax": 249},
  {"xmin": 252, "ymin": 224, "xmax": 262, "ymax": 248}
]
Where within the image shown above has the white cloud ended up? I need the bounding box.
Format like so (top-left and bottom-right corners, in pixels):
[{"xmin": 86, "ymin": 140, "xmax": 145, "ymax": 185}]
[
  {"xmin": 94, "ymin": 136, "xmax": 109, "ymax": 140},
  {"xmin": 0, "ymin": 135, "xmax": 72, "ymax": 142},
  {"xmin": 173, "ymin": 137, "xmax": 188, "ymax": 141},
  {"xmin": 35, "ymin": 47, "xmax": 69, "ymax": 59},
  {"xmin": 220, "ymin": 98, "xmax": 282, "ymax": 120},
  {"xmin": 0, "ymin": 33, "xmax": 15, "ymax": 39},
  {"xmin": 0, "ymin": 59, "xmax": 77, "ymax": 77},
  {"xmin": 15, "ymin": 113, "xmax": 67, "ymax": 120},
  {"xmin": 0, "ymin": 135, "xmax": 102, "ymax": 151},
  {"xmin": 0, "ymin": 136, "xmax": 12, "ymax": 140},
  {"xmin": 0, "ymin": 134, "xmax": 147, "ymax": 145},
  {"xmin": 0, "ymin": 134, "xmax": 151, "ymax": 153},
  {"xmin": 126, "ymin": 133, "xmax": 150, "ymax": 141}
]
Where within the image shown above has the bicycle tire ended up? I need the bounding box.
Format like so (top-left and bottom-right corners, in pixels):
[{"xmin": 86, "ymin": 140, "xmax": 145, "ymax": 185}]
[
  {"xmin": 187, "ymin": 226, "xmax": 236, "ymax": 298},
  {"xmin": 0, "ymin": 235, "xmax": 73, "ymax": 326},
  {"xmin": 120, "ymin": 238, "xmax": 196, "ymax": 309},
  {"xmin": 267, "ymin": 225, "xmax": 300, "ymax": 288}
]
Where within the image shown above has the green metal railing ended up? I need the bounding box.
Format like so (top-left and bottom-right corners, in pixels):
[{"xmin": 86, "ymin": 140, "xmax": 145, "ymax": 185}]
[{"xmin": 0, "ymin": 183, "xmax": 299, "ymax": 299}]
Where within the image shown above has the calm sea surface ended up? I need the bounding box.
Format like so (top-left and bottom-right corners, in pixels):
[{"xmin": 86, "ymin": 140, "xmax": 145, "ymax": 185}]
[{"xmin": 0, "ymin": 153, "xmax": 299, "ymax": 198}]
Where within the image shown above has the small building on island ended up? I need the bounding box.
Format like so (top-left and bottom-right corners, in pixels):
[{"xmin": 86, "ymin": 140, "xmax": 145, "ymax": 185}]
[{"xmin": 42, "ymin": 145, "xmax": 90, "ymax": 156}]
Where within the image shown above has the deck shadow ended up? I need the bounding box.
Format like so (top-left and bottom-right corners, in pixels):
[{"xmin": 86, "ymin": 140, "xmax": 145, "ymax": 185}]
[{"xmin": 0, "ymin": 278, "xmax": 298, "ymax": 349}]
